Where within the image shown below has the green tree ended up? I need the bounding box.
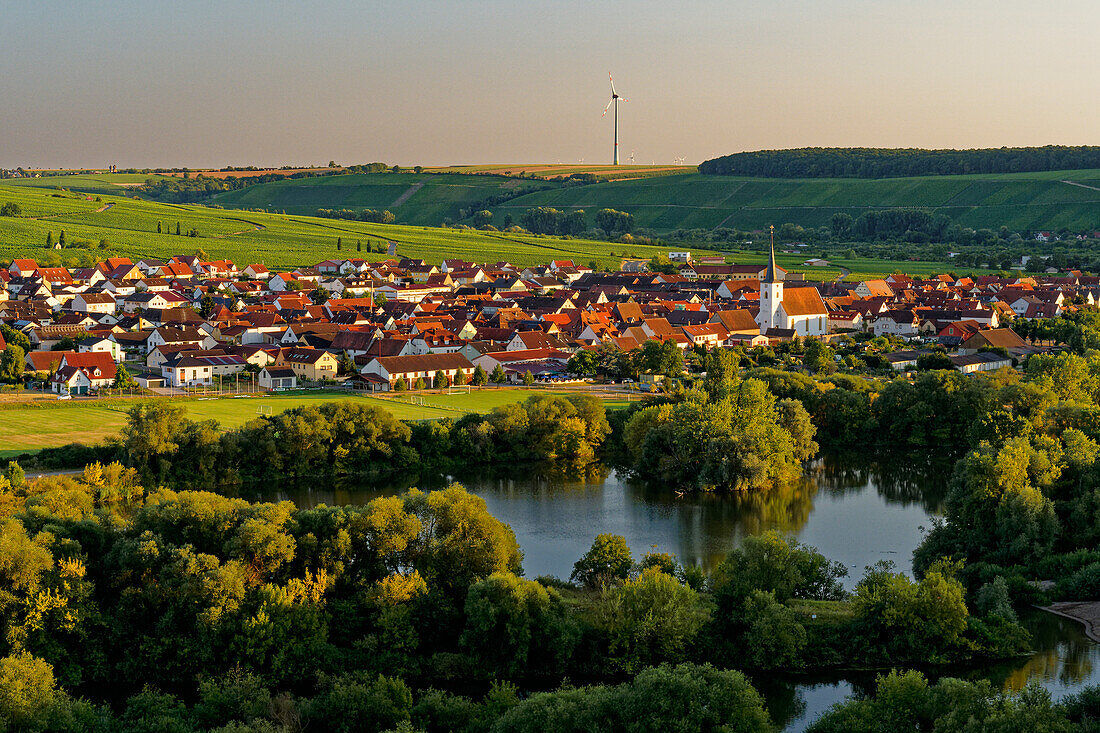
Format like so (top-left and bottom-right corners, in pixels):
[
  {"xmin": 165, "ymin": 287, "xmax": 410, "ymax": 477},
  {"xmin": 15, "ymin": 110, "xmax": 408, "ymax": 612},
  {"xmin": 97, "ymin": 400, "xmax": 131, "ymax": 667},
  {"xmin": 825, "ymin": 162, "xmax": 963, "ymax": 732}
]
[
  {"xmin": 490, "ymin": 365, "xmax": 507, "ymax": 384},
  {"xmin": 461, "ymin": 572, "xmax": 578, "ymax": 676},
  {"xmin": 113, "ymin": 363, "xmax": 137, "ymax": 389},
  {"xmin": 471, "ymin": 365, "xmax": 488, "ymax": 386},
  {"xmin": 521, "ymin": 370, "xmax": 535, "ymax": 386},
  {"xmin": 433, "ymin": 370, "xmax": 448, "ymax": 389},
  {"xmin": 472, "ymin": 210, "xmax": 493, "ymax": 227},
  {"xmin": 175, "ymin": 222, "xmax": 181, "ymax": 235},
  {"xmin": 571, "ymin": 534, "xmax": 633, "ymax": 588},
  {"xmin": 0, "ymin": 345, "xmax": 25, "ymax": 383},
  {"xmin": 4, "ymin": 461, "xmax": 23, "ymax": 488},
  {"xmin": 599, "ymin": 568, "xmax": 707, "ymax": 672},
  {"xmin": 414, "ymin": 377, "xmax": 426, "ymax": 390},
  {"xmin": 452, "ymin": 369, "xmax": 467, "ymax": 387}
]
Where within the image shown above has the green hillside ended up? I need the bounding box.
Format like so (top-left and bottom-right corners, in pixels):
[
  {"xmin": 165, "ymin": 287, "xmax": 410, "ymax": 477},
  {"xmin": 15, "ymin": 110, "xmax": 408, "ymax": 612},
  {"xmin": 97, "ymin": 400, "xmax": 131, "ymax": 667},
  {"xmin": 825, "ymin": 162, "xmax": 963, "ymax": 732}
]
[
  {"xmin": 0, "ymin": 182, "xmax": 673, "ymax": 271},
  {"xmin": 206, "ymin": 172, "xmax": 540, "ymax": 226},
  {"xmin": 190, "ymin": 168, "xmax": 1100, "ymax": 233}
]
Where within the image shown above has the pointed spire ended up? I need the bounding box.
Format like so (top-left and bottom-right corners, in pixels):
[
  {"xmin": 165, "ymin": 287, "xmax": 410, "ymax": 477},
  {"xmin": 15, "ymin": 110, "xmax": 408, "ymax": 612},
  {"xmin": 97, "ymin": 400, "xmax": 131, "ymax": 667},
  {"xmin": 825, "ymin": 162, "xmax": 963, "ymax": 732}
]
[{"xmin": 765, "ymin": 225, "xmax": 778, "ymax": 283}]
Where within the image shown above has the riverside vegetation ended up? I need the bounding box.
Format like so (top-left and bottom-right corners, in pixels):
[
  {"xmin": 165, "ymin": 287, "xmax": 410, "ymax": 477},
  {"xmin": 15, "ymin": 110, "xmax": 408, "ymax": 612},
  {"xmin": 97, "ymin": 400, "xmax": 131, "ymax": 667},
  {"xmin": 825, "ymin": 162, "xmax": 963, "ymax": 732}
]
[{"xmin": 6, "ymin": 314, "xmax": 1100, "ymax": 728}]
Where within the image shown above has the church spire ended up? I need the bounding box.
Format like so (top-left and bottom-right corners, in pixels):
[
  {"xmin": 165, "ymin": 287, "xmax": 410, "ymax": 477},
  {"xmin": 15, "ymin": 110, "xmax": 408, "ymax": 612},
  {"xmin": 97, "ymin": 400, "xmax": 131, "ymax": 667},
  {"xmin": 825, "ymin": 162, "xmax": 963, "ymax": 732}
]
[{"xmin": 764, "ymin": 224, "xmax": 778, "ymax": 283}]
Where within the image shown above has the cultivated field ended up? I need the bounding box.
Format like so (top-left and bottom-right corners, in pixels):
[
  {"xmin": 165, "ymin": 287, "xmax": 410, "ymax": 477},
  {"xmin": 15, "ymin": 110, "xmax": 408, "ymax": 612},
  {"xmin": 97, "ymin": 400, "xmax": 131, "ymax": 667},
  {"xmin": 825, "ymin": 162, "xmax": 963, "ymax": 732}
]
[
  {"xmin": 425, "ymin": 164, "xmax": 697, "ymax": 181},
  {"xmin": 198, "ymin": 168, "xmax": 1100, "ymax": 233},
  {"xmin": 0, "ymin": 388, "xmax": 576, "ymax": 458},
  {"xmin": 0, "ymin": 182, "xmax": 672, "ymax": 270}
]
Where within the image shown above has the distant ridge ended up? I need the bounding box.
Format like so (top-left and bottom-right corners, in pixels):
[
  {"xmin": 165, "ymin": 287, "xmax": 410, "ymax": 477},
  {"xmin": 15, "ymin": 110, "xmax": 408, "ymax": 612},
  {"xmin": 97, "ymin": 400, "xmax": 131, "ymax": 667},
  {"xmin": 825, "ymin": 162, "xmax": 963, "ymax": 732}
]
[{"xmin": 699, "ymin": 146, "xmax": 1100, "ymax": 179}]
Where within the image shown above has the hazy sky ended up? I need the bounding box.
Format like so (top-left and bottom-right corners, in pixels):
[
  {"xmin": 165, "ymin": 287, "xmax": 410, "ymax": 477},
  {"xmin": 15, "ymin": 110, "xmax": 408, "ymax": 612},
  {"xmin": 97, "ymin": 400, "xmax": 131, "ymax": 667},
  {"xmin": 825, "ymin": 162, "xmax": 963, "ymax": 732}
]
[{"xmin": 2, "ymin": 0, "xmax": 1097, "ymax": 169}]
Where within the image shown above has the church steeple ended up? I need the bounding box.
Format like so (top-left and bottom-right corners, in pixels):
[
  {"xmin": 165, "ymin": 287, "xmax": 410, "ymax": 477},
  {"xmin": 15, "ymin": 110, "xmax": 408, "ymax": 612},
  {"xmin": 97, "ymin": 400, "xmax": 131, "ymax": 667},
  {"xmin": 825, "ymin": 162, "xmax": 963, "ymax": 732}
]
[
  {"xmin": 764, "ymin": 224, "xmax": 778, "ymax": 284},
  {"xmin": 757, "ymin": 224, "xmax": 784, "ymax": 334}
]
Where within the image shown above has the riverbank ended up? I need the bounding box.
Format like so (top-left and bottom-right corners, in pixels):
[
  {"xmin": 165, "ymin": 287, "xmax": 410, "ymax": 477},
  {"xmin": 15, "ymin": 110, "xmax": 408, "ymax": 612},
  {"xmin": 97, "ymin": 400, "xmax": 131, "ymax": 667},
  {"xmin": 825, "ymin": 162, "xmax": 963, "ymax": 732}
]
[{"xmin": 1041, "ymin": 602, "xmax": 1100, "ymax": 643}]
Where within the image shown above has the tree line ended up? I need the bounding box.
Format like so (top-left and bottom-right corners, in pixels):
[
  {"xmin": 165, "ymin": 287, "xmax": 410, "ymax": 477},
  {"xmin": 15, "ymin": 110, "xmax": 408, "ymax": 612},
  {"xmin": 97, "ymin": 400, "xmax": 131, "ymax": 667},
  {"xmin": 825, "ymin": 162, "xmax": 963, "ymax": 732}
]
[
  {"xmin": 120, "ymin": 394, "xmax": 611, "ymax": 489},
  {"xmin": 699, "ymin": 146, "xmax": 1100, "ymax": 178}
]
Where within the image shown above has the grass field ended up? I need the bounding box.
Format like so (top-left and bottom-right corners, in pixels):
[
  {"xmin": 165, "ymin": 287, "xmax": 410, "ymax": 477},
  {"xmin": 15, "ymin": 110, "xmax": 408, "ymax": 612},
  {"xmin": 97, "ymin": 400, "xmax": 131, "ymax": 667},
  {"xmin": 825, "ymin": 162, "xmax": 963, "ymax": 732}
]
[{"xmin": 0, "ymin": 388, "xmax": 614, "ymax": 458}]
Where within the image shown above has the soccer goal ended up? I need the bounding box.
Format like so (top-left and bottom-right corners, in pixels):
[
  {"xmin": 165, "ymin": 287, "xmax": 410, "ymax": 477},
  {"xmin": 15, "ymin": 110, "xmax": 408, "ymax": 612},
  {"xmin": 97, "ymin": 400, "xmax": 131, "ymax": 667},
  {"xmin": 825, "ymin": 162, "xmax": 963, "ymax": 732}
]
[
  {"xmin": 256, "ymin": 405, "xmax": 273, "ymax": 416},
  {"xmin": 406, "ymin": 396, "xmax": 426, "ymax": 406},
  {"xmin": 447, "ymin": 385, "xmax": 471, "ymax": 395}
]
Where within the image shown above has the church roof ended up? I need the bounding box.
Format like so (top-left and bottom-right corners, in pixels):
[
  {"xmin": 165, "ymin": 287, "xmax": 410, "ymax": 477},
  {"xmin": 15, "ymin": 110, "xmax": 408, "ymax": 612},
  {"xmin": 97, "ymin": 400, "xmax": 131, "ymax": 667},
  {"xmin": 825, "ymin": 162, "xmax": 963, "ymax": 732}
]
[{"xmin": 782, "ymin": 286, "xmax": 828, "ymax": 317}]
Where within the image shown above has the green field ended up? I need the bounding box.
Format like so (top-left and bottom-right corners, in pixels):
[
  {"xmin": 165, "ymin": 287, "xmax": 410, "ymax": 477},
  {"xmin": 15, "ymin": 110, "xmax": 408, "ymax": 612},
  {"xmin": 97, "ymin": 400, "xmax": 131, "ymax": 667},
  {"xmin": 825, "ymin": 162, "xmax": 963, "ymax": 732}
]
[
  {"xmin": 0, "ymin": 182, "xmax": 672, "ymax": 270},
  {"xmin": 0, "ymin": 389, "xmax": 556, "ymax": 457},
  {"xmin": 189, "ymin": 168, "xmax": 1100, "ymax": 234}
]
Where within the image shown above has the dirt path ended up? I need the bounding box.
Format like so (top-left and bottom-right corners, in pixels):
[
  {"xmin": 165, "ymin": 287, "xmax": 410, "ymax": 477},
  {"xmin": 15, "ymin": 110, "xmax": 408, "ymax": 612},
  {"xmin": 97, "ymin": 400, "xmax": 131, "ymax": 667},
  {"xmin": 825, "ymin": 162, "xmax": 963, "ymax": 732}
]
[
  {"xmin": 94, "ymin": 202, "xmax": 114, "ymax": 213},
  {"xmin": 391, "ymin": 182, "xmax": 424, "ymax": 207},
  {"xmin": 1041, "ymin": 601, "xmax": 1100, "ymax": 642},
  {"xmin": 1061, "ymin": 180, "xmax": 1100, "ymax": 193},
  {"xmin": 835, "ymin": 266, "xmax": 852, "ymax": 282}
]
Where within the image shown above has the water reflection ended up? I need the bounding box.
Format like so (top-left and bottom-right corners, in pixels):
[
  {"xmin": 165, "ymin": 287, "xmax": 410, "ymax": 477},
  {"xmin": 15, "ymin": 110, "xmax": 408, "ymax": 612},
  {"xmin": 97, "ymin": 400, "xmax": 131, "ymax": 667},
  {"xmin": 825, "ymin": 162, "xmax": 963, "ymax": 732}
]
[
  {"xmin": 253, "ymin": 449, "xmax": 949, "ymax": 582},
  {"xmin": 247, "ymin": 452, "xmax": 1100, "ymax": 733}
]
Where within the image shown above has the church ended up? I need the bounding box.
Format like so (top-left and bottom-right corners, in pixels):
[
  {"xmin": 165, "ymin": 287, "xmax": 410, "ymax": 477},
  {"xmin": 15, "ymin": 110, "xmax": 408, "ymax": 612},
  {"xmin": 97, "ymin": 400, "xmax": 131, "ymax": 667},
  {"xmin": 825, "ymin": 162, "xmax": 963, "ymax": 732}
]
[{"xmin": 755, "ymin": 231, "xmax": 829, "ymax": 336}]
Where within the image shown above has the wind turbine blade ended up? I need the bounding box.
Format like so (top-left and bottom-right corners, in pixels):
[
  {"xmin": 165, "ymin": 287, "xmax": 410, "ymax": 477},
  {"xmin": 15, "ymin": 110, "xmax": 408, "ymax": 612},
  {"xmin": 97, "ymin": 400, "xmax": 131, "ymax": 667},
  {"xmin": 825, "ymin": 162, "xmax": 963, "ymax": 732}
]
[
  {"xmin": 609, "ymin": 72, "xmax": 616, "ymax": 95},
  {"xmin": 602, "ymin": 99, "xmax": 613, "ymax": 116}
]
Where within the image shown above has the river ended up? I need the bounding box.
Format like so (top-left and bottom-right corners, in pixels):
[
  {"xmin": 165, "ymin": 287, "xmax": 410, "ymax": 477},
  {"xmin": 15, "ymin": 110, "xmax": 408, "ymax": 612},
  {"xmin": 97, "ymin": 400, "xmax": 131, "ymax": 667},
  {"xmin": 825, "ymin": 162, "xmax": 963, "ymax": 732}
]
[{"xmin": 255, "ymin": 452, "xmax": 1100, "ymax": 731}]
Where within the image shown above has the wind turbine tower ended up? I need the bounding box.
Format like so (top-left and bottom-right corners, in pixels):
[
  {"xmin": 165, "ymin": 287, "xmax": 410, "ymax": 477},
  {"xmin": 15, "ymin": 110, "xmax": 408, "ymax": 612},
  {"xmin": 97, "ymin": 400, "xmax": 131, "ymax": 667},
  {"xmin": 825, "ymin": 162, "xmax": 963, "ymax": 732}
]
[{"xmin": 602, "ymin": 73, "xmax": 627, "ymax": 165}]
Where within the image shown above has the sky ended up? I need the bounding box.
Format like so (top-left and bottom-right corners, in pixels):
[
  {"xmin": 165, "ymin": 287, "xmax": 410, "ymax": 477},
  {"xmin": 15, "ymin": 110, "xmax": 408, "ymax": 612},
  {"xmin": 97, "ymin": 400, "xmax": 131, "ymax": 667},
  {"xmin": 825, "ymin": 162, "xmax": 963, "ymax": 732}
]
[{"xmin": 1, "ymin": 0, "xmax": 1097, "ymax": 169}]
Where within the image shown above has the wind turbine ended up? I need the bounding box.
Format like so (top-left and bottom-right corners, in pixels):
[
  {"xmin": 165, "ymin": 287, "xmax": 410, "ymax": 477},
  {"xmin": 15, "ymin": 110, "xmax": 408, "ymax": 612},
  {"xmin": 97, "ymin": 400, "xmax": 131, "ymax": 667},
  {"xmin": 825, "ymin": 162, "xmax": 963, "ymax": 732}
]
[{"xmin": 602, "ymin": 72, "xmax": 627, "ymax": 165}]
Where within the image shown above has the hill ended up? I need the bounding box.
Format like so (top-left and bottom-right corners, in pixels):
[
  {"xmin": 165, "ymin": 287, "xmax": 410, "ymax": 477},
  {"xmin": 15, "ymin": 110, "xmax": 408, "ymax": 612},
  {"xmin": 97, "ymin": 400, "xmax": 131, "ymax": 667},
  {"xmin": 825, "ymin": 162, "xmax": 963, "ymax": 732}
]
[
  {"xmin": 0, "ymin": 181, "xmax": 673, "ymax": 271},
  {"xmin": 698, "ymin": 146, "xmax": 1100, "ymax": 178},
  {"xmin": 189, "ymin": 168, "xmax": 1100, "ymax": 234}
]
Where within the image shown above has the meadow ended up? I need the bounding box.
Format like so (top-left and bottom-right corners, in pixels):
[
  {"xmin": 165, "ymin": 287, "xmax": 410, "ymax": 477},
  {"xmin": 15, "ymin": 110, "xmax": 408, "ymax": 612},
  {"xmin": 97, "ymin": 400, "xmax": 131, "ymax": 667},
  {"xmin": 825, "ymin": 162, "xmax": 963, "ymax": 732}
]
[{"xmin": 0, "ymin": 388, "xmax": 572, "ymax": 458}]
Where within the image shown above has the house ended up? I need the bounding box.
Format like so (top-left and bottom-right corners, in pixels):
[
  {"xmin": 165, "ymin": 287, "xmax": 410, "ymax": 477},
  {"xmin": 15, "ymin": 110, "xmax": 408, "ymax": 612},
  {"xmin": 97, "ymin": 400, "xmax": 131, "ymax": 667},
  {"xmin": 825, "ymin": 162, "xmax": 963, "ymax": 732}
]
[
  {"xmin": 361, "ymin": 352, "xmax": 475, "ymax": 389},
  {"xmin": 871, "ymin": 310, "xmax": 921, "ymax": 337},
  {"xmin": 950, "ymin": 351, "xmax": 1013, "ymax": 374},
  {"xmin": 50, "ymin": 352, "xmax": 116, "ymax": 394},
  {"xmin": 854, "ymin": 280, "xmax": 895, "ymax": 298},
  {"xmin": 883, "ymin": 350, "xmax": 921, "ymax": 371},
  {"xmin": 258, "ymin": 366, "xmax": 297, "ymax": 390},
  {"xmin": 275, "ymin": 347, "xmax": 339, "ymax": 382},
  {"xmin": 71, "ymin": 292, "xmax": 118, "ymax": 315},
  {"xmin": 958, "ymin": 328, "xmax": 1029, "ymax": 356},
  {"xmin": 76, "ymin": 335, "xmax": 122, "ymax": 363},
  {"xmin": 161, "ymin": 354, "xmax": 246, "ymax": 387}
]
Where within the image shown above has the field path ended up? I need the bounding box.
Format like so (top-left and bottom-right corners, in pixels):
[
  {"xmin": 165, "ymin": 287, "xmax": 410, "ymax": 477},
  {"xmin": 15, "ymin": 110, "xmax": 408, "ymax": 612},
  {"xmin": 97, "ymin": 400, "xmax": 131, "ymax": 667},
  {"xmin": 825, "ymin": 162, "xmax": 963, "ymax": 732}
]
[
  {"xmin": 27, "ymin": 200, "xmax": 114, "ymax": 221},
  {"xmin": 391, "ymin": 182, "xmax": 424, "ymax": 207},
  {"xmin": 210, "ymin": 218, "xmax": 267, "ymax": 239},
  {"xmin": 835, "ymin": 266, "xmax": 852, "ymax": 282},
  {"xmin": 1062, "ymin": 180, "xmax": 1100, "ymax": 193},
  {"xmin": 94, "ymin": 202, "xmax": 114, "ymax": 213}
]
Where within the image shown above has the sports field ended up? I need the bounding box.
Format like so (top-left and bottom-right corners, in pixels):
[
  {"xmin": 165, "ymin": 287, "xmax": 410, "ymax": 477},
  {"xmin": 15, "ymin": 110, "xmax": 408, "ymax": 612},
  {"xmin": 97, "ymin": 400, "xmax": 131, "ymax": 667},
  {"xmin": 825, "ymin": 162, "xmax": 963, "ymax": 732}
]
[{"xmin": 0, "ymin": 388, "xmax": 613, "ymax": 458}]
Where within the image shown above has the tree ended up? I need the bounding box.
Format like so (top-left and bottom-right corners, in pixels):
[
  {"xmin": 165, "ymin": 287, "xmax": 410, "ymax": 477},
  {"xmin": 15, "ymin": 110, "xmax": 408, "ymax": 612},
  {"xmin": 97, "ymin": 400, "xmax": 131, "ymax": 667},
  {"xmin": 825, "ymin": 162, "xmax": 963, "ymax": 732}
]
[
  {"xmin": 471, "ymin": 365, "xmax": 488, "ymax": 386},
  {"xmin": 522, "ymin": 370, "xmax": 535, "ymax": 386},
  {"xmin": 0, "ymin": 345, "xmax": 25, "ymax": 383},
  {"xmin": 830, "ymin": 212, "xmax": 853, "ymax": 239},
  {"xmin": 453, "ymin": 369, "xmax": 467, "ymax": 387},
  {"xmin": 357, "ymin": 241, "xmax": 362, "ymax": 252},
  {"xmin": 113, "ymin": 363, "xmax": 137, "ymax": 389},
  {"xmin": 175, "ymin": 222, "xmax": 181, "ymax": 235},
  {"xmin": 803, "ymin": 339, "xmax": 836, "ymax": 374},
  {"xmin": 199, "ymin": 294, "xmax": 215, "ymax": 317},
  {"xmin": 461, "ymin": 572, "xmax": 578, "ymax": 676},
  {"xmin": 156, "ymin": 221, "xmax": 162, "ymax": 234},
  {"xmin": 599, "ymin": 568, "xmax": 707, "ymax": 672},
  {"xmin": 0, "ymin": 202, "xmax": 21, "ymax": 216},
  {"xmin": 571, "ymin": 534, "xmax": 633, "ymax": 588},
  {"xmin": 46, "ymin": 231, "xmax": 53, "ymax": 248},
  {"xmin": 414, "ymin": 377, "xmax": 426, "ymax": 390},
  {"xmin": 337, "ymin": 237, "xmax": 342, "ymax": 250},
  {"xmin": 596, "ymin": 208, "xmax": 634, "ymax": 236},
  {"xmin": 433, "ymin": 370, "xmax": 448, "ymax": 389},
  {"xmin": 5, "ymin": 461, "xmax": 24, "ymax": 488},
  {"xmin": 490, "ymin": 365, "xmax": 507, "ymax": 384},
  {"xmin": 472, "ymin": 210, "xmax": 493, "ymax": 227},
  {"xmin": 0, "ymin": 325, "xmax": 30, "ymax": 352},
  {"xmin": 58, "ymin": 230, "xmax": 66, "ymax": 247},
  {"xmin": 310, "ymin": 287, "xmax": 329, "ymax": 305}
]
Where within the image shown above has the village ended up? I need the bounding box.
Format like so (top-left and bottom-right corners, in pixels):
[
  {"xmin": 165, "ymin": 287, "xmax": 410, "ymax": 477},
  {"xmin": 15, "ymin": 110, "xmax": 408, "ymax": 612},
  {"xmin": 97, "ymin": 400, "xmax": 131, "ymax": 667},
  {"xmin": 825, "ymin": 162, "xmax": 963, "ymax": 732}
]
[{"xmin": 0, "ymin": 241, "xmax": 1079, "ymax": 398}]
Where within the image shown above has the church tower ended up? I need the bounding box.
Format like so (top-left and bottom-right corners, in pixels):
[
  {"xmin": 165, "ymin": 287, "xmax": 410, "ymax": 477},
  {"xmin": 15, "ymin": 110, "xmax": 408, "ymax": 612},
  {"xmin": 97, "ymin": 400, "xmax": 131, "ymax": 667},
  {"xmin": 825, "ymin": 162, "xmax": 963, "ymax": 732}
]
[{"xmin": 757, "ymin": 225, "xmax": 784, "ymax": 334}]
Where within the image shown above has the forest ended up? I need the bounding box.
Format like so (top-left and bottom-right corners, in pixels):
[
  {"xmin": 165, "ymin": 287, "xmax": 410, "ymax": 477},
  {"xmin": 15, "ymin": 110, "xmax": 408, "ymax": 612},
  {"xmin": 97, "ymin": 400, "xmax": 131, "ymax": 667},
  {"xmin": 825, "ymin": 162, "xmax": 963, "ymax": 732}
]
[{"xmin": 698, "ymin": 146, "xmax": 1100, "ymax": 178}]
